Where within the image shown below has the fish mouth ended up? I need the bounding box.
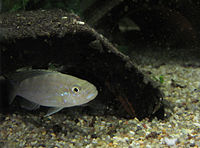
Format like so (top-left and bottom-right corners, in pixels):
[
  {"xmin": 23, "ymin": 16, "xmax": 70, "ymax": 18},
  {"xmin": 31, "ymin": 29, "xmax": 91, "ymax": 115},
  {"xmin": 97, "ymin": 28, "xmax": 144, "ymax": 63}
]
[
  {"xmin": 86, "ymin": 88, "xmax": 98, "ymax": 100},
  {"xmin": 86, "ymin": 93, "xmax": 95, "ymax": 100}
]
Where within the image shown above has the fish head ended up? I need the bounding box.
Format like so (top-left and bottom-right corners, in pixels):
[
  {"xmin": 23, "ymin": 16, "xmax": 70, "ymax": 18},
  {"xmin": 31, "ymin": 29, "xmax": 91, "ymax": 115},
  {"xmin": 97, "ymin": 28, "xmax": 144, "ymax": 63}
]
[{"xmin": 60, "ymin": 77, "xmax": 98, "ymax": 107}]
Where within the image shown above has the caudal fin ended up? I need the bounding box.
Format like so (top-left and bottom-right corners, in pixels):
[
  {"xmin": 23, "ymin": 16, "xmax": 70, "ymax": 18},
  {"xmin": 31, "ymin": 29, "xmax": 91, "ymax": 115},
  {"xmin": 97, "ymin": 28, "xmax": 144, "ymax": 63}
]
[
  {"xmin": 0, "ymin": 75, "xmax": 16, "ymax": 108},
  {"xmin": 7, "ymin": 80, "xmax": 17, "ymax": 104}
]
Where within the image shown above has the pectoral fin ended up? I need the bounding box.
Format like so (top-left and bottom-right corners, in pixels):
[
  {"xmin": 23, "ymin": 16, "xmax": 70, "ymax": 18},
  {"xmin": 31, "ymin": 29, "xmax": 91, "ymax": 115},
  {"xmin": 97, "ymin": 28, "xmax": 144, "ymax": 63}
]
[{"xmin": 44, "ymin": 107, "xmax": 64, "ymax": 117}]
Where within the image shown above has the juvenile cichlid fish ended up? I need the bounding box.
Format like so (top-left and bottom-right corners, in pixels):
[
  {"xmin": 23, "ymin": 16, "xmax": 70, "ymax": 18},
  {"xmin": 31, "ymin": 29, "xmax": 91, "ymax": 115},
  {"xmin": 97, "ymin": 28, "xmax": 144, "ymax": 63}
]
[{"xmin": 8, "ymin": 70, "xmax": 98, "ymax": 116}]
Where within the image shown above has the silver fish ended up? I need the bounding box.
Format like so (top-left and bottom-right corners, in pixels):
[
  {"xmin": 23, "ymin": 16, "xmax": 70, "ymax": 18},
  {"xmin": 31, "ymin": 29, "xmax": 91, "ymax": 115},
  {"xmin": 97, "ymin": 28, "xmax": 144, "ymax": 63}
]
[{"xmin": 8, "ymin": 70, "xmax": 98, "ymax": 116}]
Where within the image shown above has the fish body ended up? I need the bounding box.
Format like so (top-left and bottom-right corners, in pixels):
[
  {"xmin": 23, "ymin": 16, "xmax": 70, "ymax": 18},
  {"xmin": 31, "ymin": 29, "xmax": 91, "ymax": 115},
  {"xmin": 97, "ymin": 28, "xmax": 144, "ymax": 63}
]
[{"xmin": 8, "ymin": 70, "xmax": 98, "ymax": 116}]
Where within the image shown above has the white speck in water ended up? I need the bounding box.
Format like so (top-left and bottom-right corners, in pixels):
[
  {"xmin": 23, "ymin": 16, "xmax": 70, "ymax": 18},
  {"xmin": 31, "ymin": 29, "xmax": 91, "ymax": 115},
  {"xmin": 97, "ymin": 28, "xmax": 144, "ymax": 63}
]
[
  {"xmin": 76, "ymin": 21, "xmax": 85, "ymax": 25},
  {"xmin": 62, "ymin": 16, "xmax": 68, "ymax": 19}
]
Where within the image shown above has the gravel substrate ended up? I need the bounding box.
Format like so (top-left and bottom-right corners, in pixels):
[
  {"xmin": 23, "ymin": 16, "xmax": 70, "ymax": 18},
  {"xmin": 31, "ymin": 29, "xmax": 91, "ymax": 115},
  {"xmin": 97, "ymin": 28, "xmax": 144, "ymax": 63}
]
[{"xmin": 0, "ymin": 48, "xmax": 200, "ymax": 147}]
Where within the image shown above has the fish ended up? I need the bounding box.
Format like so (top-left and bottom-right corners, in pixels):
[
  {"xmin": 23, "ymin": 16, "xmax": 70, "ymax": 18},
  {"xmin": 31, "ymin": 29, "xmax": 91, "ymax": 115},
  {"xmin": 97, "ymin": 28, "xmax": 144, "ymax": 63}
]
[{"xmin": 7, "ymin": 69, "xmax": 98, "ymax": 116}]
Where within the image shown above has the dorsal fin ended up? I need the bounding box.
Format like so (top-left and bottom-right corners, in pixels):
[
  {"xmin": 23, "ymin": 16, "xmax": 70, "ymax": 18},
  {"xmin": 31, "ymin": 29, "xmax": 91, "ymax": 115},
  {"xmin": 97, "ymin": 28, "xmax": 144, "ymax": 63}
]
[{"xmin": 7, "ymin": 69, "xmax": 57, "ymax": 83}]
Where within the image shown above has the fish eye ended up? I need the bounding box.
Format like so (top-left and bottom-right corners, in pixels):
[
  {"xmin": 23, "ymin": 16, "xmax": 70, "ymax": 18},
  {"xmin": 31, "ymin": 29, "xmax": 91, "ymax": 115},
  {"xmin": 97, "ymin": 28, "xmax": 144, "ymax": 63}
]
[{"xmin": 72, "ymin": 86, "xmax": 80, "ymax": 93}]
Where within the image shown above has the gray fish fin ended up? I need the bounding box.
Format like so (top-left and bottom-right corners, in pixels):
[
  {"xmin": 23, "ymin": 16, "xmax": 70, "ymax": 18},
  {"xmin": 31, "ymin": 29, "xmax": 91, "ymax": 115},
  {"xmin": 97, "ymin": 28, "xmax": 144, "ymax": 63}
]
[
  {"xmin": 9, "ymin": 94, "xmax": 16, "ymax": 104},
  {"xmin": 7, "ymin": 80, "xmax": 18, "ymax": 104},
  {"xmin": 7, "ymin": 69, "xmax": 56, "ymax": 83},
  {"xmin": 19, "ymin": 97, "xmax": 40, "ymax": 110},
  {"xmin": 44, "ymin": 107, "xmax": 64, "ymax": 117}
]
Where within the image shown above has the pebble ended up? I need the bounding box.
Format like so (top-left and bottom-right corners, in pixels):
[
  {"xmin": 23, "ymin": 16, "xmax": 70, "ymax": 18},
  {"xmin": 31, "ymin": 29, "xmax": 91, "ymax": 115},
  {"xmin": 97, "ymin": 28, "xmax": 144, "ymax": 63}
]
[{"xmin": 164, "ymin": 137, "xmax": 178, "ymax": 146}]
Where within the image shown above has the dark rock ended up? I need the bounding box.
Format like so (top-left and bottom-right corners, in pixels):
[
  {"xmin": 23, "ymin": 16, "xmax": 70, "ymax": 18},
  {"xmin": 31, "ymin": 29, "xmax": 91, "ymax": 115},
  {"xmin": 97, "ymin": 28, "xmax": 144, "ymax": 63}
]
[
  {"xmin": 0, "ymin": 9, "xmax": 164, "ymax": 120},
  {"xmin": 84, "ymin": 0, "xmax": 200, "ymax": 48}
]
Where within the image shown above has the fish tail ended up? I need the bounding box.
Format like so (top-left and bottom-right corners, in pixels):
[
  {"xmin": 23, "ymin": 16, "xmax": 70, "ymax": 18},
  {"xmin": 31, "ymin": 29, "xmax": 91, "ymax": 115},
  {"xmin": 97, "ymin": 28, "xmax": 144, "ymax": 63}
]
[
  {"xmin": 2, "ymin": 74, "xmax": 17, "ymax": 104},
  {"xmin": 0, "ymin": 75, "xmax": 16, "ymax": 106},
  {"xmin": 7, "ymin": 80, "xmax": 17, "ymax": 104}
]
